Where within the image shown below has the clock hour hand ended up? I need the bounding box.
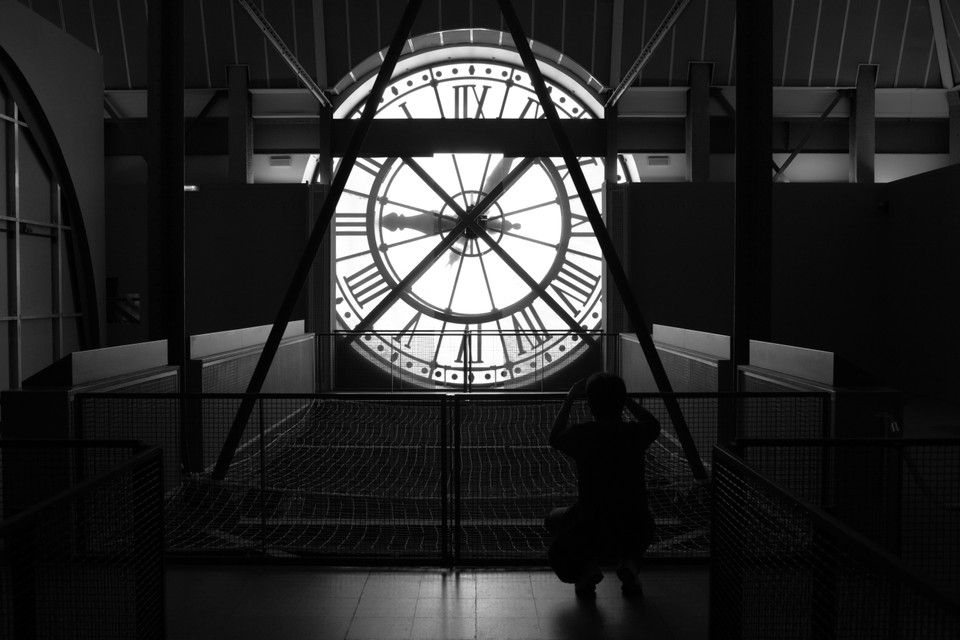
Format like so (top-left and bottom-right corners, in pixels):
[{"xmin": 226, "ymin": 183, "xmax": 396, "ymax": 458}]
[
  {"xmin": 483, "ymin": 216, "xmax": 520, "ymax": 233},
  {"xmin": 381, "ymin": 211, "xmax": 458, "ymax": 235}
]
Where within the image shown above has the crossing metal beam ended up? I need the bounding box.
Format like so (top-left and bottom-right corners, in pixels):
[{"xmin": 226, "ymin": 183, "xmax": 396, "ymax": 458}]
[
  {"xmin": 213, "ymin": 0, "xmax": 424, "ymax": 480},
  {"xmin": 497, "ymin": 0, "xmax": 707, "ymax": 482}
]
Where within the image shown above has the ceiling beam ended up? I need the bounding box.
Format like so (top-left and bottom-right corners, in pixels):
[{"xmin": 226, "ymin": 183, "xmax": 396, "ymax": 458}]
[
  {"xmin": 102, "ymin": 86, "xmax": 956, "ymax": 120},
  {"xmin": 928, "ymin": 0, "xmax": 956, "ymax": 89},
  {"xmin": 605, "ymin": 0, "xmax": 692, "ymax": 108},
  {"xmin": 773, "ymin": 90, "xmax": 846, "ymax": 182},
  {"xmin": 234, "ymin": 0, "xmax": 332, "ymax": 107}
]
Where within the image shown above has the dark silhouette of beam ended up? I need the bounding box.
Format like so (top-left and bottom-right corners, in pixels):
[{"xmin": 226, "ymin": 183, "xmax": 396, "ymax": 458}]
[
  {"xmin": 497, "ymin": 0, "xmax": 706, "ymax": 482},
  {"xmin": 212, "ymin": 0, "xmax": 424, "ymax": 480},
  {"xmin": 733, "ymin": 0, "xmax": 773, "ymax": 388}
]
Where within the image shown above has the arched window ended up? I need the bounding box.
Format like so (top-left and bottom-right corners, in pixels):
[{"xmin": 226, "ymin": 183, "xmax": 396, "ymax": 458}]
[{"xmin": 0, "ymin": 77, "xmax": 89, "ymax": 391}]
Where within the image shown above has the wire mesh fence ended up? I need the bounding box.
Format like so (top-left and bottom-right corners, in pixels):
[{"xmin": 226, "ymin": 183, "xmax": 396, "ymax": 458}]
[
  {"xmin": 0, "ymin": 441, "xmax": 165, "ymax": 639},
  {"xmin": 734, "ymin": 438, "xmax": 960, "ymax": 600},
  {"xmin": 712, "ymin": 445, "xmax": 960, "ymax": 639},
  {"xmin": 323, "ymin": 331, "xmax": 616, "ymax": 392},
  {"xmin": 72, "ymin": 392, "xmax": 830, "ymax": 562}
]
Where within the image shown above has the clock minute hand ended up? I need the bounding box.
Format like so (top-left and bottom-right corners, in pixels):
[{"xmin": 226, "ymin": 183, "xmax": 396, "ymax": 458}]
[
  {"xmin": 481, "ymin": 157, "xmax": 514, "ymax": 196},
  {"xmin": 472, "ymin": 157, "xmax": 536, "ymax": 217}
]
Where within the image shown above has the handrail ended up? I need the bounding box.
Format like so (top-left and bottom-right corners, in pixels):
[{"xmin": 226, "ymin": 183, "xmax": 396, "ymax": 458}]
[
  {"xmin": 0, "ymin": 444, "xmax": 163, "ymax": 534},
  {"xmin": 733, "ymin": 436, "xmax": 960, "ymax": 447},
  {"xmin": 714, "ymin": 444, "xmax": 960, "ymax": 612}
]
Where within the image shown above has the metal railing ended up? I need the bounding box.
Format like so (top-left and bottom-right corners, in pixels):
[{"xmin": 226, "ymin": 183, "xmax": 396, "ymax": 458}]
[
  {"xmin": 712, "ymin": 444, "xmax": 960, "ymax": 639},
  {"xmin": 0, "ymin": 440, "xmax": 165, "ymax": 639},
  {"xmin": 72, "ymin": 391, "xmax": 831, "ymax": 563},
  {"xmin": 320, "ymin": 330, "xmax": 617, "ymax": 392},
  {"xmin": 732, "ymin": 437, "xmax": 960, "ymax": 599}
]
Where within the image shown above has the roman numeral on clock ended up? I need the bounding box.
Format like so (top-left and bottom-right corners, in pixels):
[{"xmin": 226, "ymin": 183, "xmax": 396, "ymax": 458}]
[
  {"xmin": 343, "ymin": 262, "xmax": 391, "ymax": 308},
  {"xmin": 549, "ymin": 259, "xmax": 601, "ymax": 314},
  {"xmin": 507, "ymin": 307, "xmax": 549, "ymax": 355},
  {"xmin": 455, "ymin": 330, "xmax": 483, "ymax": 364},
  {"xmin": 518, "ymin": 96, "xmax": 547, "ymax": 119},
  {"xmin": 453, "ymin": 84, "xmax": 491, "ymax": 119},
  {"xmin": 392, "ymin": 311, "xmax": 423, "ymax": 348},
  {"xmin": 335, "ymin": 213, "xmax": 367, "ymax": 236}
]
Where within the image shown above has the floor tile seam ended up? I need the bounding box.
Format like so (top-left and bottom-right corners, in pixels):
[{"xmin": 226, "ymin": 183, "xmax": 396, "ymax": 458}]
[{"xmin": 347, "ymin": 570, "xmax": 372, "ymax": 624}]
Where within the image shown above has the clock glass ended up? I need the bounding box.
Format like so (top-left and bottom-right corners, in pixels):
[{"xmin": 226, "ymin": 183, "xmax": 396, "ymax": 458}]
[{"xmin": 328, "ymin": 46, "xmax": 635, "ymax": 389}]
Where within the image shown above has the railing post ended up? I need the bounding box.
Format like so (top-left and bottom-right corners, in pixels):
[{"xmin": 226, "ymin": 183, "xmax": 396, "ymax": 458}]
[
  {"xmin": 453, "ymin": 394, "xmax": 462, "ymax": 562},
  {"xmin": 259, "ymin": 398, "xmax": 267, "ymax": 555},
  {"xmin": 440, "ymin": 396, "xmax": 449, "ymax": 563}
]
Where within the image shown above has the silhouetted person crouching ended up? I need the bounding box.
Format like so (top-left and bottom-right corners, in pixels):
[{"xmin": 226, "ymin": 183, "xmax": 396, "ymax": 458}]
[{"xmin": 545, "ymin": 372, "xmax": 660, "ymax": 598}]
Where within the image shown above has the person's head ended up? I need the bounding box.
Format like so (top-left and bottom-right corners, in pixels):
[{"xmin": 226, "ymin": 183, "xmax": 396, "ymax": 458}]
[{"xmin": 585, "ymin": 372, "xmax": 626, "ymax": 420}]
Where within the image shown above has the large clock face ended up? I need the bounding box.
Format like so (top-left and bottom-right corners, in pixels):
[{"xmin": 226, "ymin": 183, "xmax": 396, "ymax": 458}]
[{"xmin": 332, "ymin": 51, "xmax": 633, "ymax": 388}]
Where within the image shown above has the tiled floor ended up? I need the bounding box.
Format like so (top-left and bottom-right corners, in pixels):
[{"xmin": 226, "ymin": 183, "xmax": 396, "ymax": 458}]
[{"xmin": 166, "ymin": 564, "xmax": 708, "ymax": 640}]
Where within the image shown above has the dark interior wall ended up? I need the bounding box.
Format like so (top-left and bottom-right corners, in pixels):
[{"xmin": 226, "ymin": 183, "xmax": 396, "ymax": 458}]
[
  {"xmin": 625, "ymin": 183, "xmax": 735, "ymax": 336},
  {"xmin": 885, "ymin": 164, "xmax": 960, "ymax": 401},
  {"xmin": 105, "ymin": 187, "xmax": 150, "ymax": 346},
  {"xmin": 0, "ymin": 0, "xmax": 105, "ymax": 343},
  {"xmin": 107, "ymin": 184, "xmax": 311, "ymax": 343},
  {"xmin": 627, "ymin": 180, "xmax": 896, "ymax": 392},
  {"xmin": 184, "ymin": 184, "xmax": 311, "ymax": 336},
  {"xmin": 770, "ymin": 183, "xmax": 891, "ymax": 385}
]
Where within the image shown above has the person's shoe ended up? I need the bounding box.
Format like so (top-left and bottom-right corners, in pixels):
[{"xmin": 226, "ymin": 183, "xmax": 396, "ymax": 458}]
[
  {"xmin": 617, "ymin": 563, "xmax": 644, "ymax": 597},
  {"xmin": 574, "ymin": 565, "xmax": 603, "ymax": 599},
  {"xmin": 574, "ymin": 582, "xmax": 597, "ymax": 599}
]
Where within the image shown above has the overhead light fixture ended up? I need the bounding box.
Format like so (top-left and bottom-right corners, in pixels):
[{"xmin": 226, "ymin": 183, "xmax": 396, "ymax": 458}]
[
  {"xmin": 270, "ymin": 155, "xmax": 293, "ymax": 167},
  {"xmin": 183, "ymin": 185, "xmax": 199, "ymax": 192},
  {"xmin": 647, "ymin": 156, "xmax": 670, "ymax": 167}
]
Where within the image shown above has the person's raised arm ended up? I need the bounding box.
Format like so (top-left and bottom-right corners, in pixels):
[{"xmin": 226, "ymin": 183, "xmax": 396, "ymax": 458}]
[
  {"xmin": 625, "ymin": 395, "xmax": 661, "ymax": 444},
  {"xmin": 550, "ymin": 378, "xmax": 586, "ymax": 449}
]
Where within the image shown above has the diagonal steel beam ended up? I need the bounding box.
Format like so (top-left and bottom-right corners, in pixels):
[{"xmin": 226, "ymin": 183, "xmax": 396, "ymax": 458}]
[
  {"xmin": 609, "ymin": 0, "xmax": 625, "ymax": 86},
  {"xmin": 928, "ymin": 0, "xmax": 956, "ymax": 89},
  {"xmin": 605, "ymin": 0, "xmax": 692, "ymax": 108},
  {"xmin": 496, "ymin": 0, "xmax": 706, "ymax": 482},
  {"xmin": 213, "ymin": 0, "xmax": 424, "ymax": 480},
  {"xmin": 234, "ymin": 0, "xmax": 332, "ymax": 107},
  {"xmin": 773, "ymin": 91, "xmax": 846, "ymax": 182}
]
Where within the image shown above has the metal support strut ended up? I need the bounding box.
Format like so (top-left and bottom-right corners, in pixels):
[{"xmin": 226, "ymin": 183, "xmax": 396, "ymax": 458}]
[
  {"xmin": 212, "ymin": 0, "xmax": 424, "ymax": 480},
  {"xmin": 496, "ymin": 0, "xmax": 707, "ymax": 482}
]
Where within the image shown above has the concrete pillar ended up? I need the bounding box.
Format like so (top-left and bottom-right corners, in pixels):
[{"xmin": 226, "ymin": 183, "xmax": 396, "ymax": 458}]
[
  {"xmin": 146, "ymin": 0, "xmax": 186, "ymax": 385},
  {"xmin": 948, "ymin": 89, "xmax": 960, "ymax": 165},
  {"xmin": 686, "ymin": 62, "xmax": 713, "ymax": 182},
  {"xmin": 732, "ymin": 0, "xmax": 773, "ymax": 386},
  {"xmin": 228, "ymin": 65, "xmax": 253, "ymax": 184},
  {"xmin": 849, "ymin": 64, "xmax": 878, "ymax": 184}
]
